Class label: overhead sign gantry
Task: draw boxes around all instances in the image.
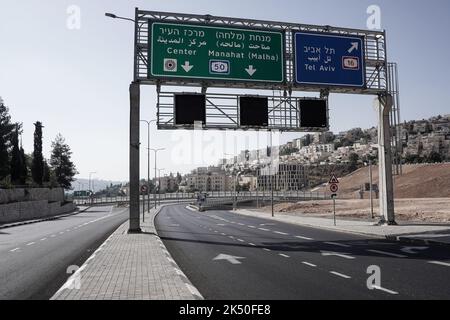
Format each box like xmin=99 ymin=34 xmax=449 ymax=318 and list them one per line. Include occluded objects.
xmin=123 ymin=8 xmax=396 ymax=234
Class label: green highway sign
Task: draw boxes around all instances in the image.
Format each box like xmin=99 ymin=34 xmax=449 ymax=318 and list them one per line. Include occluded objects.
xmin=149 ymin=22 xmax=284 ymax=83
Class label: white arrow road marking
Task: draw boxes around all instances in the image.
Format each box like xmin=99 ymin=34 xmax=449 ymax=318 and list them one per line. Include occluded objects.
xmin=321 ymin=251 xmax=355 ymax=260
xmin=400 ymin=246 xmax=428 ymax=254
xmin=245 ymin=65 xmax=257 ymax=76
xmin=367 ymin=249 xmax=406 ymax=258
xmin=348 ymin=42 xmax=359 ymax=53
xmin=428 ymin=261 xmax=450 ymax=267
xmin=181 ymin=61 xmax=193 ymax=72
xmin=213 ymin=254 xmax=245 ymax=265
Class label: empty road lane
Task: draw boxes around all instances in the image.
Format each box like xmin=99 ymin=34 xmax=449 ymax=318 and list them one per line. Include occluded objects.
xmin=155 ymin=205 xmax=450 ymax=300
xmin=0 ymin=206 xmax=128 ymax=300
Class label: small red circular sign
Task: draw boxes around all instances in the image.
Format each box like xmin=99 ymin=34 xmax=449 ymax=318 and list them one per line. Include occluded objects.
xmin=141 ymin=185 xmax=148 ymax=193
xmin=330 ymin=184 xmax=338 ymax=193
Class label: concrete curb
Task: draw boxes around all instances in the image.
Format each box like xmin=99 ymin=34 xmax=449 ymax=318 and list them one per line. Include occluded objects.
xmin=153 ymin=204 xmax=204 ymax=300
xmin=0 ymin=206 xmax=91 ymax=230
xmin=235 ymin=209 xmax=450 ymax=247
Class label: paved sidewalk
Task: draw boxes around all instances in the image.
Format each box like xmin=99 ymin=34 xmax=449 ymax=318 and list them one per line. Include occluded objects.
xmin=236 ymin=209 xmax=450 ymax=246
xmin=51 ymin=206 xmax=202 ymax=300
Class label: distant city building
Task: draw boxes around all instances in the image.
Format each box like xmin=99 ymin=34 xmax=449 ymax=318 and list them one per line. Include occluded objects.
xmin=257 ymin=163 xmax=308 ymax=191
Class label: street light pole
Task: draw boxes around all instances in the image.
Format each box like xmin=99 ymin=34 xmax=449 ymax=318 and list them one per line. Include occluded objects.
xmin=140 ymin=120 xmax=156 ymax=219
xmin=150 ymin=148 xmax=165 ymax=208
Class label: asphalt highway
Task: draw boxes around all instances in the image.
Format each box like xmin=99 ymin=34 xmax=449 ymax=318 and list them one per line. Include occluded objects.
xmin=155 ymin=205 xmax=450 ymax=300
xmin=0 ymin=206 xmax=128 ymax=300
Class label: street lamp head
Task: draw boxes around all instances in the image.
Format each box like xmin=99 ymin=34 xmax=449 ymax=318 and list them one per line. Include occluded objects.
xmin=105 ymin=13 xmax=117 ymax=19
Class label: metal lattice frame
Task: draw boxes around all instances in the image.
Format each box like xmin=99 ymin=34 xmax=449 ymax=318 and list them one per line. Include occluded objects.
xmin=134 ymin=9 xmax=388 ymax=95
xmin=387 ymin=62 xmax=402 ymax=175
xmin=157 ymin=91 xmax=328 ymax=132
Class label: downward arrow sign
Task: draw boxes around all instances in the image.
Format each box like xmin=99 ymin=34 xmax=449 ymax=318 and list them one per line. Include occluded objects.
xmin=348 ymin=42 xmax=359 ymax=53
xmin=213 ymin=254 xmax=245 ymax=264
xmin=400 ymin=246 xmax=428 ymax=254
xmin=245 ymin=65 xmax=257 ymax=76
xmin=182 ymin=61 xmax=194 ymax=73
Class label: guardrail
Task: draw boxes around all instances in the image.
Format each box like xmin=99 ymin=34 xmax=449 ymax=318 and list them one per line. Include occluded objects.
xmin=71 ymin=190 xmax=330 ymax=207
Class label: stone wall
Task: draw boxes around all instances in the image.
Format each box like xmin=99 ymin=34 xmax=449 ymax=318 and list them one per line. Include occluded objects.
xmin=0 ymin=200 xmax=76 ymax=224
xmin=0 ymin=187 xmax=65 ymax=205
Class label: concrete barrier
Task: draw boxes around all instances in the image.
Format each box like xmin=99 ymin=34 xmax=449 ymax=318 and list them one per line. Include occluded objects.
xmin=0 ymin=187 xmax=65 ymax=205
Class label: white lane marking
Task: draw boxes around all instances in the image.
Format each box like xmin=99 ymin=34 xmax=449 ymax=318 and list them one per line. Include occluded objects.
xmin=237 ymin=223 xmax=245 ymax=226
xmin=324 ymin=242 xmax=351 ymax=248
xmin=50 ymin=234 xmax=56 ymax=238
xmin=248 ymin=243 xmax=257 ymax=246
xmin=367 ymin=249 xmax=407 ymax=258
xmin=428 ymin=261 xmax=450 ymax=267
xmin=330 ymin=271 xmax=352 ymax=279
xmin=295 ymin=236 xmax=314 ymax=241
xmin=248 ymin=226 xmax=256 ymax=229
xmin=321 ymin=251 xmax=355 ymax=260
xmin=10 ymin=248 xmax=20 ymax=252
xmin=274 ymin=231 xmax=289 ymax=235
xmin=66 ymin=229 xmax=71 ymax=232
xmin=214 ymin=230 xmax=218 ymax=233
xmin=217 ymin=224 xmax=226 ymax=226
xmin=258 ymin=228 xmax=270 ymax=232
xmin=26 ymin=242 xmax=36 ymax=246
xmin=228 ymin=236 xmax=235 ymax=239
xmin=59 ymin=232 xmax=64 ymax=235
xmin=237 ymin=239 xmax=245 ymax=242
xmin=279 ymin=254 xmax=290 ymax=258
xmin=263 ymin=248 xmax=271 ymax=252
xmin=40 ymin=238 xmax=47 ymax=241
xmin=221 ymin=233 xmax=226 ymax=236
xmin=372 ymin=285 xmax=398 ymax=295
xmin=302 ymin=261 xmax=317 ymax=267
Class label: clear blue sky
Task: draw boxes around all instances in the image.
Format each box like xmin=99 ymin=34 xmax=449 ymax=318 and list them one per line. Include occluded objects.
xmin=1 ymin=0 xmax=449 ymax=182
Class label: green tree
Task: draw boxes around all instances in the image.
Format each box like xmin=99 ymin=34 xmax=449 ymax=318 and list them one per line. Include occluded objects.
xmin=19 ymin=145 xmax=28 ymax=185
xmin=10 ymin=125 xmax=22 ymax=184
xmin=428 ymin=151 xmax=442 ymax=163
xmin=0 ymin=99 xmax=15 ymax=180
xmin=349 ymin=152 xmax=359 ymax=171
xmin=50 ymin=134 xmax=78 ymax=189
xmin=43 ymin=158 xmax=51 ymax=184
xmin=32 ymin=121 xmax=44 ymax=185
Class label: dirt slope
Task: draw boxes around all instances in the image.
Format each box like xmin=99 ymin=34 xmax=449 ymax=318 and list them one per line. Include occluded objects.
xmin=317 ymin=163 xmax=450 ymax=199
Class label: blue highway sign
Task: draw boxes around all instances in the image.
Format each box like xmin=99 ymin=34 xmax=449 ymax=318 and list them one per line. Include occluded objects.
xmin=294 ymin=32 xmax=365 ymax=88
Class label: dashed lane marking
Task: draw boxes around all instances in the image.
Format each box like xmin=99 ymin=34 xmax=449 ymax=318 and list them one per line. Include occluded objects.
xmin=258 ymin=228 xmax=270 ymax=232
xmin=330 ymin=271 xmax=351 ymax=279
xmin=248 ymin=243 xmax=257 ymax=246
xmin=279 ymin=254 xmax=290 ymax=258
xmin=295 ymin=236 xmax=314 ymax=241
xmin=10 ymin=248 xmax=20 ymax=252
xmin=302 ymin=262 xmax=317 ymax=267
xmin=367 ymin=249 xmax=407 ymax=258
xmin=274 ymin=231 xmax=289 ymax=236
xmin=237 ymin=239 xmax=245 ymax=242
xmin=372 ymin=285 xmax=399 ymax=295
xmin=428 ymin=261 xmax=450 ymax=267
xmin=324 ymin=242 xmax=351 ymax=248
xmin=40 ymin=238 xmax=47 ymax=241
xmin=26 ymin=242 xmax=35 ymax=246
xmin=263 ymin=248 xmax=271 ymax=252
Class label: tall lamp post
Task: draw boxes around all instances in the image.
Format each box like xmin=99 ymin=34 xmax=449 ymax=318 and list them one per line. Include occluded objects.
xmin=105 ymin=11 xmax=147 ymax=233
xmin=150 ymin=148 xmax=165 ymax=208
xmin=140 ymin=119 xmax=156 ymax=217
xmin=157 ymin=168 xmax=165 ymax=206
